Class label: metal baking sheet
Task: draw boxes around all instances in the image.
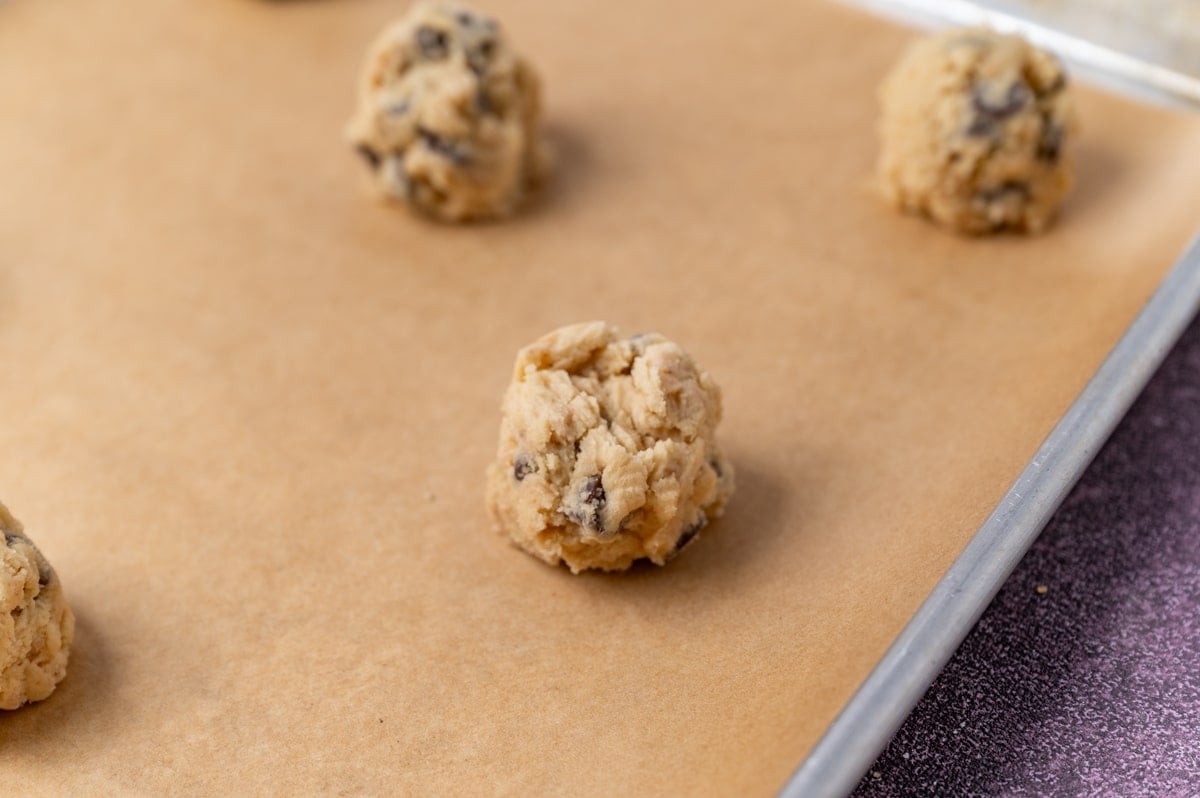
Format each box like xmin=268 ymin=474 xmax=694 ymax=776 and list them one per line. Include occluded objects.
xmin=784 ymin=236 xmax=1200 ymax=797
xmin=847 ymin=0 xmax=1200 ymax=107
xmin=784 ymin=3 xmax=1200 ymax=794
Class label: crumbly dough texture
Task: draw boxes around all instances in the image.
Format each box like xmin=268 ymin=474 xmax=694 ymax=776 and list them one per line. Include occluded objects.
xmin=1 ymin=502 xmax=73 ymax=710
xmin=486 ymin=322 xmax=735 ymax=573
xmin=878 ymin=28 xmax=1076 ymax=234
xmin=346 ymin=1 xmax=544 ymax=222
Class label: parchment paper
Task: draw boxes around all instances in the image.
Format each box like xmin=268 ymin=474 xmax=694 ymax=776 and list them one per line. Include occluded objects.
xmin=2 ymin=0 xmax=1198 ymax=794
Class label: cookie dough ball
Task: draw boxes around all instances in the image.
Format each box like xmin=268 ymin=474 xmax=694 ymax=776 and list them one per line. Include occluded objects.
xmin=1 ymin=502 xmax=74 ymax=710
xmin=346 ymin=1 xmax=544 ymax=222
xmin=878 ymin=28 xmax=1076 ymax=234
xmin=486 ymin=322 xmax=735 ymax=573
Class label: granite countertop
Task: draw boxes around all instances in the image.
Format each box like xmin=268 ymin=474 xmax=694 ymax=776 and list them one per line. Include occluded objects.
xmin=852 ymin=313 xmax=1200 ymax=795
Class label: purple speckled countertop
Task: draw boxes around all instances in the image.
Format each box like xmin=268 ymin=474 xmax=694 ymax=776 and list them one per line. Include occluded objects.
xmin=852 ymin=313 xmax=1200 ymax=797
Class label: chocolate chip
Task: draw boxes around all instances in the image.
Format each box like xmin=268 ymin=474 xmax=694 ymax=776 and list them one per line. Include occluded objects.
xmin=569 ymin=474 xmax=607 ymax=534
xmin=355 ymin=144 xmax=381 ymax=170
xmin=672 ymin=512 xmax=708 ymax=556
xmin=3 ymin=530 xmax=23 ymax=546
xmin=709 ymin=457 xmax=723 ymax=478
xmin=580 ymin=474 xmax=605 ymax=508
xmin=513 ymin=454 xmax=537 ymax=481
xmin=976 ymin=180 xmax=1030 ymax=204
xmin=37 ymin=565 xmax=52 ymax=590
xmin=416 ymin=26 xmax=449 ymax=60
xmin=967 ymin=82 xmax=1032 ymax=137
xmin=966 ymin=116 xmax=996 ymax=138
xmin=975 ymin=82 xmax=1032 ymax=116
xmin=417 ymin=128 xmax=469 ymax=165
xmin=467 ymin=40 xmax=495 ymax=77
xmin=1036 ymin=121 xmax=1064 ymax=163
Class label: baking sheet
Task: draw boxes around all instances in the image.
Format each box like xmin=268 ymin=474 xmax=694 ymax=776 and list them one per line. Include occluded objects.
xmin=2 ymin=0 xmax=1200 ymax=795
xmin=849 ymin=0 xmax=1200 ymax=107
xmin=786 ymin=235 xmax=1200 ymax=797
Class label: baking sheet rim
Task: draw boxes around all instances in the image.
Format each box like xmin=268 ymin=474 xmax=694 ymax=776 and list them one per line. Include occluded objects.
xmin=781 ymin=234 xmax=1200 ymax=797
xmin=842 ymin=0 xmax=1200 ymax=108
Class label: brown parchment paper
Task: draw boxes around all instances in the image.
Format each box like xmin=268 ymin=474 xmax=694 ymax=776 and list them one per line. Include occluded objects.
xmin=1 ymin=0 xmax=1199 ymax=794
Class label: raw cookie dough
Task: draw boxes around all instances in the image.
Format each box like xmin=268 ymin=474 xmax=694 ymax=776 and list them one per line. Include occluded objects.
xmin=346 ymin=1 xmax=544 ymax=222
xmin=878 ymin=28 xmax=1076 ymax=234
xmin=1 ymin=502 xmax=74 ymax=710
xmin=485 ymin=322 xmax=735 ymax=573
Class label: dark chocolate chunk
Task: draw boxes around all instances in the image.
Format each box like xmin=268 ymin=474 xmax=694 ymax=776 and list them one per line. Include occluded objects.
xmin=37 ymin=564 xmax=52 ymax=590
xmin=417 ymin=128 xmax=469 ymax=165
xmin=976 ymin=180 xmax=1030 ymax=204
xmin=969 ymin=115 xmax=998 ymax=138
xmin=572 ymin=474 xmax=607 ymax=533
xmin=672 ymin=512 xmax=708 ymax=556
xmin=966 ymin=116 xmax=997 ymax=138
xmin=513 ymin=454 xmax=537 ymax=481
xmin=973 ymin=81 xmax=1032 ymax=117
xmin=580 ymin=474 xmax=606 ymax=508
xmin=967 ymin=81 xmax=1032 ymax=136
xmin=1036 ymin=121 xmax=1064 ymax=162
xmin=709 ymin=457 xmax=723 ymax=479
xmin=416 ymin=26 xmax=449 ymax=60
xmin=468 ymin=40 xmax=496 ymax=76
xmin=355 ymin=144 xmax=381 ymax=171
